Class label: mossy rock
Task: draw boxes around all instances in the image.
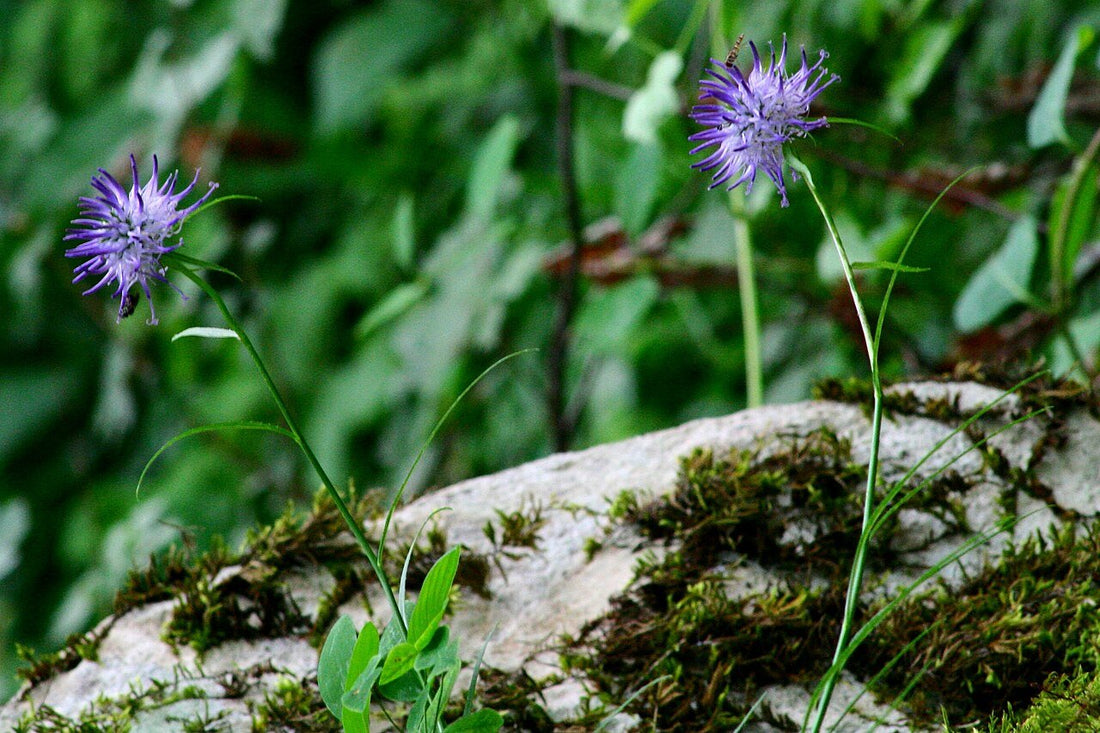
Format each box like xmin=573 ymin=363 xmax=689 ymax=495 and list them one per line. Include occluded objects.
xmin=3 ymin=371 xmax=1099 ymax=731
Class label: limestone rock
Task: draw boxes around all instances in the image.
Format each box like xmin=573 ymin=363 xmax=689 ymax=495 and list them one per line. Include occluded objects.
xmin=2 ymin=378 xmax=1095 ymax=731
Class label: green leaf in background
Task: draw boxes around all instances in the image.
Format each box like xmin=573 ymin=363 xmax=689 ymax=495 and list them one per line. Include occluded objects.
xmin=318 ymin=615 xmax=357 ymax=719
xmin=547 ymin=0 xmax=624 ymax=35
xmin=466 ymin=115 xmax=521 ymax=222
xmin=393 ymin=194 xmax=417 ymax=271
xmin=1049 ymin=164 xmax=1099 ymax=289
xmin=574 ymin=276 xmax=661 ymax=355
xmin=614 ymin=143 xmax=661 ymax=236
xmin=354 ymin=279 xmax=431 ymax=341
xmin=1028 ymin=25 xmax=1095 ymax=149
xmin=622 ymin=50 xmax=682 ymax=145
xmin=443 ymin=708 xmax=505 ymax=733
xmin=0 ymin=499 xmax=30 ymax=580
xmin=884 ymin=19 xmax=967 ymax=124
xmin=312 ymin=0 xmax=449 ymax=135
xmin=953 ymin=215 xmax=1040 ymax=332
xmin=408 ymin=547 xmax=460 ymax=649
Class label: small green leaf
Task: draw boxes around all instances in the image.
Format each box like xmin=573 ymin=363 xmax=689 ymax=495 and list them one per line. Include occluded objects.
xmin=1028 ymin=26 xmax=1095 ymax=149
xmin=443 ymin=708 xmax=505 ymax=733
xmin=379 ymin=641 xmax=419 ymax=685
xmin=377 ymin=668 xmax=423 ymax=702
xmin=171 ymin=326 xmax=240 ymax=342
xmin=354 ymin=280 xmax=430 ymax=341
xmin=414 ymin=626 xmax=459 ymax=673
xmin=953 ymin=215 xmax=1040 ymax=332
xmin=851 ymin=261 xmax=930 ymax=273
xmin=318 ymin=615 xmax=357 ymax=719
xmin=466 ymin=115 xmax=521 ymax=222
xmin=347 ymin=621 xmax=380 ymax=689
xmin=622 ymin=51 xmax=682 ymax=144
xmin=408 ymin=547 xmax=461 ymax=649
xmin=342 ymin=657 xmax=381 ymax=714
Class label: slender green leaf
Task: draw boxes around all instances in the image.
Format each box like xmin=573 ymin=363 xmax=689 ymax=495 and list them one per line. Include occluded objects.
xmin=137 ymin=421 xmax=297 ymax=496
xmin=851 ymin=261 xmax=929 ymax=273
xmin=408 ymin=547 xmax=461 ymax=649
xmin=378 ymin=350 xmax=535 ymax=558
xmin=163 ymin=251 xmax=242 ymax=281
xmin=318 ymin=615 xmax=357 ymax=719
xmin=1049 ymin=163 xmax=1099 ymax=288
xmin=464 ymin=625 xmax=497 ymax=716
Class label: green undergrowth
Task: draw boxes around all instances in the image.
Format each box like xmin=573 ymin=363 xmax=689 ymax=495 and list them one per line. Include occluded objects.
xmin=550 ymin=393 xmax=1100 ymax=732
xmin=11 ymin=484 xmax=493 ymax=731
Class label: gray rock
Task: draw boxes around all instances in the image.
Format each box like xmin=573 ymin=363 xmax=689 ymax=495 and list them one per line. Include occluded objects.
xmin=2 ymin=380 xmax=1093 ymax=731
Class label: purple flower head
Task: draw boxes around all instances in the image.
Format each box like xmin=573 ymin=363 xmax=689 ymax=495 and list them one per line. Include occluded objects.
xmin=689 ymin=35 xmax=838 ymax=206
xmin=65 ymin=155 xmax=218 ymax=324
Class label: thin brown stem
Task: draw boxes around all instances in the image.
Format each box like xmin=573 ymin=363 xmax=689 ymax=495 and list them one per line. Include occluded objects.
xmin=547 ymin=23 xmax=586 ymax=452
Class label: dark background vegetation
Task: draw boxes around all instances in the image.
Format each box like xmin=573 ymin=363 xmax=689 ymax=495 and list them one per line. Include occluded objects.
xmin=1 ymin=0 xmax=1099 ymax=702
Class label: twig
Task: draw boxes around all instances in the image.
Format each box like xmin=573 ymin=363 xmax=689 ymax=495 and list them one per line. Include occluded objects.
xmin=547 ymin=23 xmax=586 ymax=452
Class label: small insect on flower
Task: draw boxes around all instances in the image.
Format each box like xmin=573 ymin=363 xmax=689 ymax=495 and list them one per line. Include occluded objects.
xmin=119 ymin=290 xmax=140 ymax=319
xmin=64 ymin=155 xmax=218 ymax=324
xmin=689 ymin=35 xmax=839 ymax=207
xmin=725 ymin=34 xmax=745 ymax=68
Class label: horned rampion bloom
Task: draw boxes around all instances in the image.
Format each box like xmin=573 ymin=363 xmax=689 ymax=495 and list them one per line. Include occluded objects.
xmin=65 ymin=155 xmax=218 ymax=324
xmin=689 ymin=36 xmax=838 ymax=206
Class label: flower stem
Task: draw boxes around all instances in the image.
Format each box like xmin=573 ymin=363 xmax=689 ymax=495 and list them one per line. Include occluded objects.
xmin=173 ymin=264 xmax=406 ymax=634
xmin=730 ymin=195 xmax=763 ymax=407
xmin=791 ymin=158 xmax=884 ymax=732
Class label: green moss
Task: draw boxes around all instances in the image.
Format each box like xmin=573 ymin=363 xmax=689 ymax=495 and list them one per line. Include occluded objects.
xmin=857 ymin=524 xmax=1100 ymax=725
xmin=15 ymin=625 xmax=108 ymax=687
xmin=250 ymin=677 xmax=338 ymax=732
xmin=977 ymin=669 xmax=1100 ymax=732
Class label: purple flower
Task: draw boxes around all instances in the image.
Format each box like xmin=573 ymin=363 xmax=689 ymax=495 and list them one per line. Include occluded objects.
xmin=689 ymin=36 xmax=838 ymax=206
xmin=65 ymin=155 xmax=218 ymax=324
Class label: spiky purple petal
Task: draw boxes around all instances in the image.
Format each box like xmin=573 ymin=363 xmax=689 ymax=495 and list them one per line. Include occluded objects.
xmin=64 ymin=155 xmax=217 ymax=324
xmin=689 ymin=35 xmax=838 ymax=206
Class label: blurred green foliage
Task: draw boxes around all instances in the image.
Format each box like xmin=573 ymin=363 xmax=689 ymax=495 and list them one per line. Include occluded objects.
xmin=1 ymin=0 xmax=1099 ymax=704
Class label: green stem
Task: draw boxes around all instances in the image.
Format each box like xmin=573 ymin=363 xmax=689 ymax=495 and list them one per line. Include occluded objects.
xmin=173 ymin=264 xmax=406 ymax=633
xmin=731 ymin=197 xmax=764 ymax=408
xmin=792 ymin=159 xmax=884 ymax=733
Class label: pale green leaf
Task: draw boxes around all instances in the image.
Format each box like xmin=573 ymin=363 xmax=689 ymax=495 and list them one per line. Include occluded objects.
xmin=171 ymin=326 xmax=240 ymax=342
xmin=1028 ymin=26 xmax=1095 ymax=149
xmin=953 ymin=215 xmax=1039 ymax=332
xmin=623 ymin=51 xmax=682 ymax=144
